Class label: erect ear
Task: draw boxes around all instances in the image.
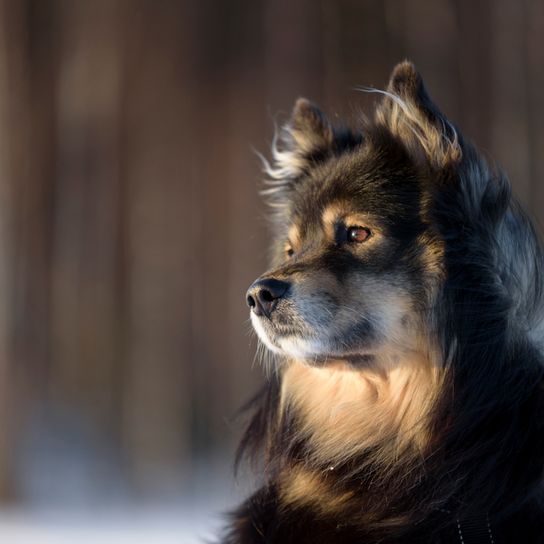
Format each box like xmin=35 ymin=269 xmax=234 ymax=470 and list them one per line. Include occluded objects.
xmin=288 ymin=97 xmax=334 ymax=155
xmin=375 ymin=61 xmax=461 ymax=167
xmin=261 ymin=98 xmax=362 ymax=208
xmin=264 ymin=98 xmax=334 ymax=181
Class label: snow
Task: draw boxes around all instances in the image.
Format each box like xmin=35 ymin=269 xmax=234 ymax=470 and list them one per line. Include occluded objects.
xmin=0 ymin=502 xmax=227 ymax=544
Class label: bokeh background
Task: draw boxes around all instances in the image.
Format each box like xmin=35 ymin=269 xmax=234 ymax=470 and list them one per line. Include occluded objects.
xmin=0 ymin=0 xmax=543 ymax=541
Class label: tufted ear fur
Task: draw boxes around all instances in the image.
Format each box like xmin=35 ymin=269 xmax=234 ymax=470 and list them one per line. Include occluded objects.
xmin=261 ymin=98 xmax=361 ymax=207
xmin=375 ymin=61 xmax=462 ymax=168
xmin=263 ymin=98 xmax=334 ymax=181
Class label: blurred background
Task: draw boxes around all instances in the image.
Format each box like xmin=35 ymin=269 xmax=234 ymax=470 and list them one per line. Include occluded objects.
xmin=0 ymin=0 xmax=543 ymax=541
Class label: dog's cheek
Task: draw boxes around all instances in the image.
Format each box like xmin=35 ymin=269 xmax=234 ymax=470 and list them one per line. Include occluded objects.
xmin=342 ymin=276 xmax=415 ymax=339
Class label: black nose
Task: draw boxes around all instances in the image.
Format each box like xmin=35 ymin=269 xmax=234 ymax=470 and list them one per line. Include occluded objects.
xmin=246 ymin=278 xmax=289 ymax=317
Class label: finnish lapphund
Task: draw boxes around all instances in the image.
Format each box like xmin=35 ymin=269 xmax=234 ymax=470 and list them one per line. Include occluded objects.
xmin=223 ymin=62 xmax=544 ymax=543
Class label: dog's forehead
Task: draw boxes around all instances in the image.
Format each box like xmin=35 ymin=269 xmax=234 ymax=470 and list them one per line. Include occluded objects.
xmin=286 ymin=148 xmax=423 ymax=243
xmin=290 ymin=154 xmax=384 ymax=227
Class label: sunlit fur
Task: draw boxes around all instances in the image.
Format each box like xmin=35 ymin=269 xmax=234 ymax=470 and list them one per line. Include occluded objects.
xmin=223 ymin=61 xmax=544 ymax=543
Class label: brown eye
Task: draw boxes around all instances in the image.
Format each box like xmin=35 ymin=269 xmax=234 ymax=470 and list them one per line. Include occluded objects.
xmin=286 ymin=247 xmax=294 ymax=257
xmin=347 ymin=226 xmax=371 ymax=243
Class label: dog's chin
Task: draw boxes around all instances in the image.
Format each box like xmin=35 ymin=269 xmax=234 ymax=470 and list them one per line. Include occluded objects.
xmin=250 ymin=313 xmax=374 ymax=365
xmin=275 ymin=338 xmax=376 ymax=367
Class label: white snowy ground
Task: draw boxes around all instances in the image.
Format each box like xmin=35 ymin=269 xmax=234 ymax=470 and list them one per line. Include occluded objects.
xmin=0 ymin=503 xmax=223 ymax=544
xmin=0 ymin=464 xmax=248 ymax=544
xmin=0 ymin=409 xmax=251 ymax=542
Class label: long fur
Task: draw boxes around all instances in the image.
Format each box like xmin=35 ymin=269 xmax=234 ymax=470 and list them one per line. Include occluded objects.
xmin=223 ymin=61 xmax=544 ymax=543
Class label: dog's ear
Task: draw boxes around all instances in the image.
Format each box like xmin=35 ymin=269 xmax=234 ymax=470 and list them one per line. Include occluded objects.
xmin=268 ymin=98 xmax=334 ymax=180
xmin=260 ymin=98 xmax=336 ymax=206
xmin=288 ymin=98 xmax=334 ymax=158
xmin=376 ymin=61 xmax=462 ymax=167
xmin=261 ymin=99 xmax=363 ymax=208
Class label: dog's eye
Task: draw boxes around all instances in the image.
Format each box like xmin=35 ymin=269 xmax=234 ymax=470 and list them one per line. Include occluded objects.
xmin=286 ymin=247 xmax=294 ymax=258
xmin=347 ymin=226 xmax=371 ymax=243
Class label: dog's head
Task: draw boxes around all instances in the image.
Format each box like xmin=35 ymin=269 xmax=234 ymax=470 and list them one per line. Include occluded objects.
xmin=247 ymin=62 xmax=462 ymax=365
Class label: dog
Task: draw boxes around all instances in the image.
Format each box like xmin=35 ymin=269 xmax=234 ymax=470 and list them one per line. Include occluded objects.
xmin=223 ymin=62 xmax=544 ymax=543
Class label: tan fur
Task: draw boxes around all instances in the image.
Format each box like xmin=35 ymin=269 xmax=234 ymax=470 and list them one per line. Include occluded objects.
xmin=290 ymin=127 xmax=331 ymax=156
xmin=375 ymin=92 xmax=461 ymax=167
xmin=279 ymin=464 xmax=354 ymax=514
xmin=417 ymin=232 xmax=446 ymax=280
xmin=321 ymin=204 xmax=383 ymax=247
xmin=321 ymin=202 xmax=349 ymax=239
xmin=287 ymin=224 xmax=301 ymax=251
xmin=280 ymin=350 xmax=443 ymax=467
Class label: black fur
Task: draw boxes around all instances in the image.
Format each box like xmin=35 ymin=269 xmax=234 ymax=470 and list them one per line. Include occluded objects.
xmin=222 ymin=62 xmax=544 ymax=543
